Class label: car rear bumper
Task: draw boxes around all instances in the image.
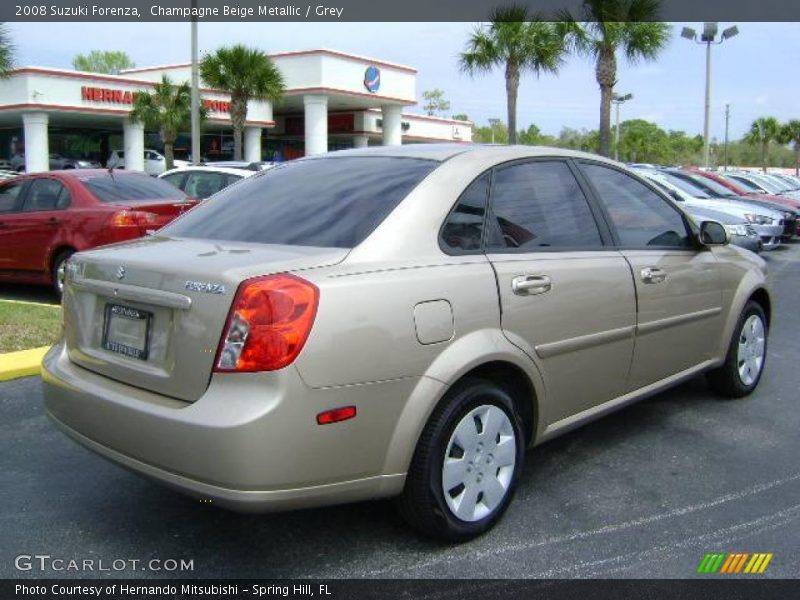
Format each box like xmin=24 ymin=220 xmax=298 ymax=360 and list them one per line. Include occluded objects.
xmin=42 ymin=342 xmax=411 ymax=512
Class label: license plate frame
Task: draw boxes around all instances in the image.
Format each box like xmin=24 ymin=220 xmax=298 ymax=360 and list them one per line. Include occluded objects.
xmin=101 ymin=303 xmax=152 ymax=361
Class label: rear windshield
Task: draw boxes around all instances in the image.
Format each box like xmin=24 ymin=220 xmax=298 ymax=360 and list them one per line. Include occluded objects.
xmin=161 ymin=157 xmax=438 ymax=248
xmin=83 ymin=174 xmax=188 ymax=203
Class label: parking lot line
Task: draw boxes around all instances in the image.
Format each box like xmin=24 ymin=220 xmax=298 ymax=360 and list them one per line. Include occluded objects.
xmin=0 ymin=346 xmax=50 ymax=381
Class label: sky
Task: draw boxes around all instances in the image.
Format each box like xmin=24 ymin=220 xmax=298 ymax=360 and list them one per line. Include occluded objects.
xmin=7 ymin=21 xmax=800 ymax=140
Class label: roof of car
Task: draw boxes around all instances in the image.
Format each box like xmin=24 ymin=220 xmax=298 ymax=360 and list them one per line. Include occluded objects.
xmin=160 ymin=166 xmax=256 ymax=178
xmin=302 ymin=143 xmax=622 ymax=165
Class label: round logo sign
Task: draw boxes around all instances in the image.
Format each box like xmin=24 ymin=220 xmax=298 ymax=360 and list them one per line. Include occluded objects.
xmin=364 ymin=66 xmax=381 ymax=93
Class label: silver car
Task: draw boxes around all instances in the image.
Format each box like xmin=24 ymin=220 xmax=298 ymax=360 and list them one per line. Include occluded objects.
xmin=43 ymin=146 xmax=771 ymax=541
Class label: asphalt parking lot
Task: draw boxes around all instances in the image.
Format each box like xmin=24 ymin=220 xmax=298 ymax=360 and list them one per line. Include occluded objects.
xmin=1 ymin=245 xmax=799 ymax=580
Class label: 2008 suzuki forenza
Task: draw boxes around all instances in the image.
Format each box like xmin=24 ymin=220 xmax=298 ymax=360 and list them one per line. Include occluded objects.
xmin=43 ymin=145 xmax=770 ymax=541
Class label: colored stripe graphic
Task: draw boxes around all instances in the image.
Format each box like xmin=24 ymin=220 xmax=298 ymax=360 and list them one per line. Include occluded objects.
xmin=700 ymin=552 xmax=773 ymax=574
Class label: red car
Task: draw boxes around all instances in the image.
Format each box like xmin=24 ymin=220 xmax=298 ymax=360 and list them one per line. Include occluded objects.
xmin=0 ymin=170 xmax=197 ymax=295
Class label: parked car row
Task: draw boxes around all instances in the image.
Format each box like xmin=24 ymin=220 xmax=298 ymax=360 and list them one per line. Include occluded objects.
xmin=630 ymin=166 xmax=800 ymax=253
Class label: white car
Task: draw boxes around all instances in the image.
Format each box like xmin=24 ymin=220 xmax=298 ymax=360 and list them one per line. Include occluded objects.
xmin=107 ymin=149 xmax=189 ymax=177
xmin=726 ymin=172 xmax=800 ymax=201
xmin=634 ymin=169 xmax=785 ymax=250
xmin=159 ymin=166 xmax=256 ymax=199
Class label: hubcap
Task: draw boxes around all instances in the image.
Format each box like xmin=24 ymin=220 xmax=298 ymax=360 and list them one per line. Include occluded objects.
xmin=737 ymin=314 xmax=766 ymax=386
xmin=441 ymin=404 xmax=516 ymax=522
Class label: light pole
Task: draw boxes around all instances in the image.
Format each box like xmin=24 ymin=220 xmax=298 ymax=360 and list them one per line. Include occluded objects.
xmin=488 ymin=118 xmax=501 ymax=144
xmin=681 ymin=22 xmax=738 ymax=168
xmin=612 ymin=93 xmax=632 ymax=162
xmin=190 ymin=0 xmax=200 ymax=166
xmin=724 ymin=103 xmax=730 ymax=171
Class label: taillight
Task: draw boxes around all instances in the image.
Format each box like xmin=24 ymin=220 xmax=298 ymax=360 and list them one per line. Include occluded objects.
xmin=110 ymin=210 xmax=159 ymax=229
xmin=215 ymin=274 xmax=319 ymax=372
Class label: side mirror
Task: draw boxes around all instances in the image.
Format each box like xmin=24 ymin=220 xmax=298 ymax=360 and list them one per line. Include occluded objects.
xmin=700 ymin=220 xmax=729 ymax=246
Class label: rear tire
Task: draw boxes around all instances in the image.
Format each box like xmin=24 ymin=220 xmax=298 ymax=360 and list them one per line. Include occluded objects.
xmin=397 ymin=377 xmax=525 ymax=542
xmin=706 ymin=301 xmax=768 ymax=398
xmin=52 ymin=249 xmax=74 ymax=300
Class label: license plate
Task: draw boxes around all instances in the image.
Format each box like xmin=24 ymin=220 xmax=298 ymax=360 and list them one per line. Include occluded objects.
xmin=102 ymin=303 xmax=152 ymax=360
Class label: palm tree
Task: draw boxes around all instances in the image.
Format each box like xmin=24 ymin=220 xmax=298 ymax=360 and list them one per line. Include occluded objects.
xmin=561 ymin=0 xmax=670 ymax=157
xmin=0 ymin=23 xmax=15 ymax=78
xmin=779 ymin=120 xmax=800 ymax=176
xmin=129 ymin=75 xmax=197 ymax=170
xmin=744 ymin=117 xmax=781 ymax=173
xmin=460 ymin=6 xmax=568 ymax=145
xmin=200 ymin=45 xmax=284 ymax=161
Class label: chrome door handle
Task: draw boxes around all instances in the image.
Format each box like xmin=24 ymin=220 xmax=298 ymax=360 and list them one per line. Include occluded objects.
xmin=511 ymin=275 xmax=551 ymax=295
xmin=641 ymin=267 xmax=667 ymax=284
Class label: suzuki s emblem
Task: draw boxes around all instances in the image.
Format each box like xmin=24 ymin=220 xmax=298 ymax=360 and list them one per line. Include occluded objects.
xmin=116 ymin=266 xmax=126 ymax=281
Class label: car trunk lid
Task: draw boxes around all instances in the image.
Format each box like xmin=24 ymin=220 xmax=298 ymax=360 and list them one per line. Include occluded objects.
xmin=62 ymin=236 xmax=348 ymax=402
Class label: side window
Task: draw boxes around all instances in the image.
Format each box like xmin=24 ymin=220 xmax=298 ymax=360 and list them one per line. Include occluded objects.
xmin=22 ymin=179 xmax=70 ymax=212
xmin=487 ymin=160 xmax=603 ymax=250
xmin=580 ymin=163 xmax=691 ymax=248
xmin=0 ymin=182 xmax=26 ymax=213
xmin=440 ymin=172 xmax=490 ymax=252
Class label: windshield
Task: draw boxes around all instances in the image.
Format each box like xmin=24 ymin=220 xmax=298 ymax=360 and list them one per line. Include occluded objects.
xmin=745 ymin=175 xmax=782 ymax=193
xmin=725 ymin=175 xmax=763 ymax=193
xmin=659 ymin=172 xmax=712 ymax=198
xmin=82 ymin=174 xmax=188 ymax=203
xmin=161 ymin=156 xmax=438 ymax=248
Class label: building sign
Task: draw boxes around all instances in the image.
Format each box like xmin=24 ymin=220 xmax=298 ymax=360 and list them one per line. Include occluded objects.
xmin=80 ymin=86 xmax=230 ymax=113
xmin=363 ymin=66 xmax=380 ymax=93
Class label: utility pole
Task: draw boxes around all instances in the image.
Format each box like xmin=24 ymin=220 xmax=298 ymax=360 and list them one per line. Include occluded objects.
xmin=190 ymin=0 xmax=200 ymax=166
xmin=724 ymin=104 xmax=730 ymax=171
xmin=703 ymin=39 xmax=712 ymax=168
xmin=612 ymin=93 xmax=633 ymax=162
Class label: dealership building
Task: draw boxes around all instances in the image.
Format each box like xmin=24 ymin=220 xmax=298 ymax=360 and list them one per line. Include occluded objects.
xmin=0 ymin=49 xmax=473 ymax=172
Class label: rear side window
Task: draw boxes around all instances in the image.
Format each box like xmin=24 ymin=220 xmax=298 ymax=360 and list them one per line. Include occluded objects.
xmin=23 ymin=178 xmax=70 ymax=211
xmin=580 ymin=163 xmax=691 ymax=248
xmin=162 ymin=157 xmax=438 ymax=248
xmin=0 ymin=181 xmax=26 ymax=213
xmin=82 ymin=174 xmax=188 ymax=203
xmin=441 ymin=172 xmax=490 ymax=252
xmin=487 ymin=160 xmax=603 ymax=250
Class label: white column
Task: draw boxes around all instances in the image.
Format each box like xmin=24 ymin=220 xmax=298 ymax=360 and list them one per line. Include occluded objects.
xmin=244 ymin=127 xmax=262 ymax=162
xmin=381 ymin=104 xmax=402 ymax=146
xmin=352 ymin=134 xmax=369 ymax=149
xmin=303 ymin=94 xmax=328 ymax=156
xmin=123 ymin=119 xmax=145 ymax=172
xmin=22 ymin=112 xmax=49 ymax=173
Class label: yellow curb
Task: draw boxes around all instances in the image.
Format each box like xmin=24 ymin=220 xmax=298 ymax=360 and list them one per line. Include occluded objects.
xmin=0 ymin=346 xmax=50 ymax=381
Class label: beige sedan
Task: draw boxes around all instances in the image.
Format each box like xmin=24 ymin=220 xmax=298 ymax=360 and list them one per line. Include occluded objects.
xmin=42 ymin=145 xmax=770 ymax=541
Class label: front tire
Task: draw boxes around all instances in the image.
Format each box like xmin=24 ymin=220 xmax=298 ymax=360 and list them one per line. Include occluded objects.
xmin=706 ymin=301 xmax=768 ymax=398
xmin=398 ymin=378 xmax=525 ymax=542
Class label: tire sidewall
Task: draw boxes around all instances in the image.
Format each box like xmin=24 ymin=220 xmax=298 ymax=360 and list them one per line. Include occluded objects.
xmin=52 ymin=250 xmax=74 ymax=298
xmin=731 ymin=302 xmax=768 ymax=394
xmin=425 ymin=381 xmax=525 ymax=540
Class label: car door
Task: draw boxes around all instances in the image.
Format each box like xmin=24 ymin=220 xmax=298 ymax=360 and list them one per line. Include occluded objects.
xmin=144 ymin=151 xmax=165 ymax=176
xmin=577 ymin=161 xmax=724 ymax=391
xmin=0 ymin=180 xmax=31 ymax=271
xmin=11 ymin=177 xmax=72 ymax=274
xmin=486 ymin=159 xmax=637 ymax=426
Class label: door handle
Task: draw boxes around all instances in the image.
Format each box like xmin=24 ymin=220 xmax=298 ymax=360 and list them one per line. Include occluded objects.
xmin=511 ymin=275 xmax=552 ymax=296
xmin=641 ymin=267 xmax=667 ymax=284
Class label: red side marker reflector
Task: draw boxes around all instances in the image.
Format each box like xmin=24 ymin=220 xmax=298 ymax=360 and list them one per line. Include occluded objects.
xmin=317 ymin=406 xmax=357 ymax=425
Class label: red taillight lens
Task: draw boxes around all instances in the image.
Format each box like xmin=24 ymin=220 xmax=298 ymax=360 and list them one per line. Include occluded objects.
xmin=215 ymin=274 xmax=319 ymax=372
xmin=317 ymin=406 xmax=357 ymax=425
xmin=110 ymin=210 xmax=159 ymax=229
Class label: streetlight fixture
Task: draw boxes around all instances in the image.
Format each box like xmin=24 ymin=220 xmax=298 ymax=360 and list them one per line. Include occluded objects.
xmin=612 ymin=93 xmax=633 ymax=162
xmin=488 ymin=118 xmax=501 ymax=144
xmin=682 ymin=22 xmax=739 ymax=168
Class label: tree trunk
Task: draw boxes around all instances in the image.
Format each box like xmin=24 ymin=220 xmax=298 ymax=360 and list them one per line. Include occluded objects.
xmin=231 ymin=94 xmax=248 ymax=162
xmin=595 ymin=48 xmax=617 ymax=158
xmin=795 ymin=143 xmax=799 ymax=176
xmin=762 ymin=141 xmax=768 ymax=173
xmin=505 ymin=62 xmax=520 ymax=145
xmin=164 ymin=143 xmax=174 ymax=171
